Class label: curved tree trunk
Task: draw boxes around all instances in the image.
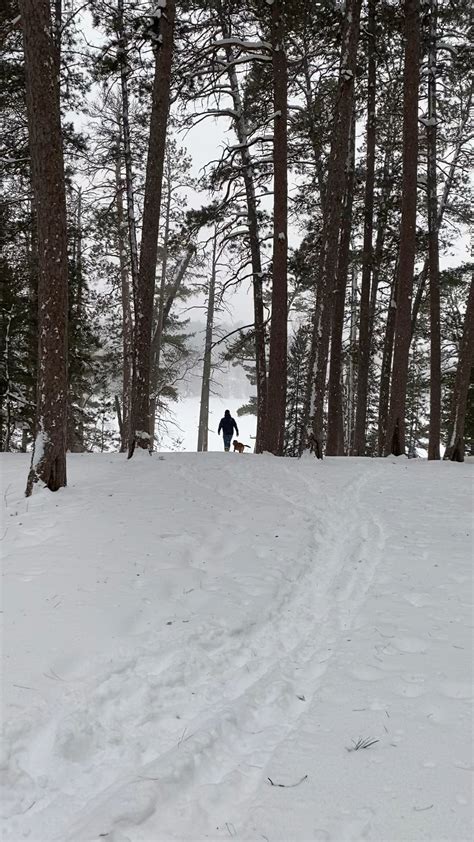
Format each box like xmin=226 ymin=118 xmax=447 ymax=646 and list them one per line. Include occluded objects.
xmin=444 ymin=275 xmax=474 ymax=462
xmin=22 ymin=0 xmax=68 ymax=496
xmin=385 ymin=0 xmax=420 ymax=456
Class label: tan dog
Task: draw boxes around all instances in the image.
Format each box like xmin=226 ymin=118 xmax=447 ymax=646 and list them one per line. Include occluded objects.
xmin=233 ymin=440 xmax=250 ymax=454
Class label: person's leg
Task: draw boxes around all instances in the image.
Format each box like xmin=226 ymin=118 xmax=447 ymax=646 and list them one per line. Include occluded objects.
xmin=223 ymin=433 xmax=231 ymax=451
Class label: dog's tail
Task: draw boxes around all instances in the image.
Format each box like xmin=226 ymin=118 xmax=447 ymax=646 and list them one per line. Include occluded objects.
xmin=243 ymin=444 xmax=251 ymax=449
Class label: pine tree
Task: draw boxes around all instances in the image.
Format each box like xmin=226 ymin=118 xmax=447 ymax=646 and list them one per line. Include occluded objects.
xmin=352 ymin=0 xmax=377 ymax=456
xmin=385 ymin=0 xmax=420 ymax=456
xmin=264 ymin=0 xmax=288 ymax=456
xmin=303 ymin=0 xmax=362 ymax=458
xmin=128 ymin=0 xmax=176 ymax=456
xmin=284 ymin=325 xmax=310 ymax=457
xmin=21 ymin=0 xmax=69 ymax=494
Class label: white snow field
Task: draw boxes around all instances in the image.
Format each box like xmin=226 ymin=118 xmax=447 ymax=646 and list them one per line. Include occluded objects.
xmin=1 ymin=453 xmax=473 ymax=842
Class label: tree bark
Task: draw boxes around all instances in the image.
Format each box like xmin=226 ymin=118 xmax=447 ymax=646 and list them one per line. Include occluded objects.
xmin=115 ymin=145 xmax=133 ymax=453
xmin=444 ymin=275 xmax=474 ymax=462
xmin=326 ymin=114 xmax=355 ymax=456
xmin=149 ymin=159 xmax=172 ymax=450
xmin=264 ymin=0 xmax=288 ymax=455
xmin=346 ymin=264 xmax=359 ymax=450
xmin=303 ymin=0 xmax=362 ymax=458
xmin=427 ymin=0 xmax=441 ymax=459
xmin=385 ymin=0 xmax=420 ymax=456
xmin=116 ymin=0 xmax=140 ymax=305
xmin=22 ymin=0 xmax=68 ymax=495
xmin=368 ymin=145 xmax=395 ymax=344
xmin=197 ymin=233 xmax=217 ymax=452
xmin=128 ymin=0 xmax=175 ymax=456
xmin=67 ymin=187 xmax=86 ymax=453
xmin=352 ymin=0 xmax=377 ymax=456
xmin=378 ymin=268 xmax=398 ymax=456
xmin=3 ymin=310 xmax=14 ymax=452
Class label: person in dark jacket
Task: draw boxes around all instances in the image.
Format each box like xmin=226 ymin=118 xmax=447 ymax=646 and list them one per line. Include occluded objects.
xmin=218 ymin=409 xmax=239 ymax=451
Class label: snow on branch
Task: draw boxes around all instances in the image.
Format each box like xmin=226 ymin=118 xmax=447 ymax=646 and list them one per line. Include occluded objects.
xmin=223 ymin=225 xmax=250 ymax=241
xmin=204 ymin=37 xmax=271 ymax=53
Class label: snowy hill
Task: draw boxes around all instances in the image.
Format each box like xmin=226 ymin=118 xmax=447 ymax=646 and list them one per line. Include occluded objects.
xmin=1 ymin=453 xmax=473 ymax=842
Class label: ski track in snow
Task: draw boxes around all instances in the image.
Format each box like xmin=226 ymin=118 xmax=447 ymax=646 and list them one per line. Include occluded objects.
xmin=1 ymin=453 xmax=472 ymax=842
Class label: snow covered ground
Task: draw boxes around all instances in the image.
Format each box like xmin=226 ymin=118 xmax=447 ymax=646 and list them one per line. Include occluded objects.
xmin=1 ymin=453 xmax=473 ymax=842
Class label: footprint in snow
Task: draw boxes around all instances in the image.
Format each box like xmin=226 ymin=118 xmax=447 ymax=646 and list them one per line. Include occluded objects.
xmin=439 ymin=681 xmax=472 ymax=700
xmin=392 ymin=636 xmax=429 ymax=654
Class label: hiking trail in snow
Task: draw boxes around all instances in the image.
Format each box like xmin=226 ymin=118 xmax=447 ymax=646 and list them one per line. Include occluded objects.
xmin=1 ymin=453 xmax=472 ymax=842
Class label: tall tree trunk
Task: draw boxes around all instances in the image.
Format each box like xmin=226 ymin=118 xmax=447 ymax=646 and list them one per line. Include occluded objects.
xmin=427 ymin=0 xmax=441 ymax=459
xmin=128 ymin=0 xmax=175 ymax=456
xmin=301 ymin=47 xmax=327 ymax=211
xmin=368 ymin=143 xmax=395 ymax=344
xmin=326 ymin=114 xmax=355 ymax=455
xmin=411 ymin=86 xmax=472 ymax=338
xmin=75 ymin=188 xmax=83 ymax=317
xmin=52 ymin=0 xmax=61 ymax=106
xmin=346 ymin=264 xmax=359 ymax=450
xmin=3 ymin=310 xmax=14 ymax=451
xmin=444 ymin=275 xmax=474 ymax=462
xmin=378 ymin=267 xmax=398 ymax=456
xmin=385 ymin=0 xmax=420 ymax=456
xmin=303 ymin=0 xmax=362 ymax=458
xmin=22 ymin=0 xmax=68 ymax=495
xmin=149 ymin=159 xmax=172 ymax=450
xmin=116 ymin=0 xmax=140 ymax=449
xmin=217 ymin=6 xmax=267 ymax=451
xmin=115 ymin=146 xmax=133 ymax=453
xmin=352 ymin=0 xmax=377 ymax=456
xmin=116 ymin=0 xmax=139 ymax=302
xmin=264 ymin=0 xmax=288 ymax=455
xmin=197 ymin=233 xmax=217 ymax=452
xmin=67 ymin=187 xmax=85 ymax=453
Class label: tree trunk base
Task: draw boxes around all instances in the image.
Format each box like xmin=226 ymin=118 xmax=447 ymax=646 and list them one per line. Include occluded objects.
xmin=444 ymin=438 xmax=464 ymax=462
xmin=26 ymin=448 xmax=67 ymax=497
xmin=387 ymin=419 xmax=404 ymax=457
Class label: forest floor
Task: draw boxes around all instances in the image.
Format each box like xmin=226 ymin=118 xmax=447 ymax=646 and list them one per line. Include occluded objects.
xmin=1 ymin=452 xmax=473 ymax=842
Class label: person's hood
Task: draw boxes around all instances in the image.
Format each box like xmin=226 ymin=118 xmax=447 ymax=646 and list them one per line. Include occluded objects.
xmin=224 ymin=410 xmax=231 ymax=417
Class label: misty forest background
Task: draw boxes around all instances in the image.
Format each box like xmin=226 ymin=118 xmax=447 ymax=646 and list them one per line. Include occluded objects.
xmin=0 ymin=0 xmax=473 ymax=494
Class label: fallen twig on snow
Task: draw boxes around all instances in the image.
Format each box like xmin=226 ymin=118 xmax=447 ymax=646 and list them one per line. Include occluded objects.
xmin=347 ymin=736 xmax=379 ymax=752
xmin=267 ymin=774 xmax=308 ymax=788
